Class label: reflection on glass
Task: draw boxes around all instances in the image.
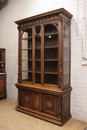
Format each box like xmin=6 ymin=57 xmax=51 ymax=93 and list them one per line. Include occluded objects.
xmin=0 ymin=51 xmax=3 ymax=62
xmin=0 ymin=51 xmax=5 ymax=73
xmin=63 ymin=22 xmax=70 ymax=85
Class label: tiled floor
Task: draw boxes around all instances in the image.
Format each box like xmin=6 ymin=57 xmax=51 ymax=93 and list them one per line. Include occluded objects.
xmin=0 ymin=99 xmax=87 ymax=130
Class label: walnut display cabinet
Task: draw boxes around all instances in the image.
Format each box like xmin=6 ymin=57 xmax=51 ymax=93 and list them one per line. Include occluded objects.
xmin=15 ymin=8 xmax=73 ymax=125
xmin=0 ymin=48 xmax=7 ymax=99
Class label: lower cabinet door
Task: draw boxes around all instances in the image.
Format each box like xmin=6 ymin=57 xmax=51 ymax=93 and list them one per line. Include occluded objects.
xmin=41 ymin=94 xmax=57 ymax=115
xmin=21 ymin=90 xmax=41 ymax=111
xmin=22 ymin=90 xmax=33 ymax=109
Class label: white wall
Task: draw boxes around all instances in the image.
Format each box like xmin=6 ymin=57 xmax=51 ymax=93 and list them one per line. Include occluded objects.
xmin=0 ymin=0 xmax=87 ymax=123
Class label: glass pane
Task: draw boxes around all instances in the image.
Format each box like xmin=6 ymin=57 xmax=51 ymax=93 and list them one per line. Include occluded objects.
xmin=0 ymin=51 xmax=5 ymax=73
xmin=63 ymin=22 xmax=70 ymax=85
xmin=0 ymin=63 xmax=5 ymax=73
xmin=22 ymin=72 xmax=28 ymax=81
xmin=35 ymin=26 xmax=41 ymax=84
xmin=22 ymin=29 xmax=32 ymax=82
xmin=0 ymin=51 xmax=3 ymax=62
xmin=44 ymin=24 xmax=58 ymax=85
xmin=22 ymin=72 xmax=32 ymax=81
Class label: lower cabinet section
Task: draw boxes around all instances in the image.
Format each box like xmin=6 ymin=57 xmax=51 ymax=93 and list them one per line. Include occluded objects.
xmin=16 ymin=85 xmax=71 ymax=126
xmin=0 ymin=74 xmax=6 ymax=99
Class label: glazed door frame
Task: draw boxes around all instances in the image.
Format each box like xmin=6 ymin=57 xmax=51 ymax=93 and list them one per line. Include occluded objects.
xmin=18 ymin=19 xmax=71 ymax=88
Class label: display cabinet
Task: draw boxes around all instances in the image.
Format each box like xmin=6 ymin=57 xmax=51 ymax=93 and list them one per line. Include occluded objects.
xmin=0 ymin=49 xmax=7 ymax=99
xmin=15 ymin=8 xmax=72 ymax=125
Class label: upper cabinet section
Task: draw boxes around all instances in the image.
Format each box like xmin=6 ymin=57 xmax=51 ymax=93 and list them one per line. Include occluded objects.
xmin=0 ymin=49 xmax=5 ymax=73
xmin=15 ymin=8 xmax=72 ymax=88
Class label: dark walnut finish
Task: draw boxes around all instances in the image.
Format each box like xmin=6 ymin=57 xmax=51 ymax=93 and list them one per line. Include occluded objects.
xmin=0 ymin=49 xmax=7 ymax=99
xmin=15 ymin=8 xmax=73 ymax=126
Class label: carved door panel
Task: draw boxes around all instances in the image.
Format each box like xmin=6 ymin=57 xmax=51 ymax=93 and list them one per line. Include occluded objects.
xmin=42 ymin=94 xmax=57 ymax=115
xmin=22 ymin=90 xmax=33 ymax=109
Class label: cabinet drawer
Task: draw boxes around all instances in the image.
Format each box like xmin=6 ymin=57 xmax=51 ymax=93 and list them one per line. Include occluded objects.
xmin=42 ymin=94 xmax=57 ymax=115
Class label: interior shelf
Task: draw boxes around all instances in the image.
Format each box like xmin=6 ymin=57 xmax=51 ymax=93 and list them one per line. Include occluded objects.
xmin=35 ymin=47 xmax=41 ymax=50
xmin=35 ymin=71 xmax=41 ymax=74
xmin=44 ymin=46 xmax=58 ymax=49
xmin=0 ymin=62 xmax=5 ymax=64
xmin=22 ymin=37 xmax=32 ymax=40
xmin=22 ymin=48 xmax=32 ymax=51
xmin=44 ymin=59 xmax=58 ymax=61
xmin=22 ymin=70 xmax=32 ymax=73
xmin=44 ymin=72 xmax=58 ymax=75
xmin=44 ymin=32 xmax=58 ymax=36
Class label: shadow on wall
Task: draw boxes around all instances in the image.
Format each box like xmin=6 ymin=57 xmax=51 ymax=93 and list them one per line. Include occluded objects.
xmin=0 ymin=0 xmax=8 ymax=10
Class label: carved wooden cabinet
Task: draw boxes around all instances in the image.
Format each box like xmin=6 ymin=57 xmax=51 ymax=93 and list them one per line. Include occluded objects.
xmin=0 ymin=49 xmax=7 ymax=99
xmin=15 ymin=8 xmax=72 ymax=125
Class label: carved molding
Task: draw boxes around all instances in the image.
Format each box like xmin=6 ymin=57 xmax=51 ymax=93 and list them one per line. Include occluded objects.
xmin=19 ymin=13 xmax=61 ymax=28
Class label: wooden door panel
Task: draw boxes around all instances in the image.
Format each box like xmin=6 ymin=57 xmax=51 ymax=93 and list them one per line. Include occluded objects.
xmin=42 ymin=94 xmax=57 ymax=115
xmin=22 ymin=90 xmax=33 ymax=109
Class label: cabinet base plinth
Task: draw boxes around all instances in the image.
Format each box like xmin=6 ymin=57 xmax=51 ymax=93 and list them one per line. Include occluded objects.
xmin=16 ymin=105 xmax=71 ymax=126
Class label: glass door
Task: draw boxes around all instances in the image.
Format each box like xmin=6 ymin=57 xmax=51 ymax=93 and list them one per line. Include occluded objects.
xmin=22 ymin=28 xmax=32 ymax=82
xmin=44 ymin=24 xmax=58 ymax=85
xmin=63 ymin=22 xmax=70 ymax=85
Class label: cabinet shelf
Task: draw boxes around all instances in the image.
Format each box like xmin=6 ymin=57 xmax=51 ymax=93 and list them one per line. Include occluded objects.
xmin=22 ymin=37 xmax=32 ymax=40
xmin=44 ymin=46 xmax=58 ymax=49
xmin=44 ymin=59 xmax=58 ymax=61
xmin=22 ymin=60 xmax=32 ymax=61
xmin=22 ymin=42 xmax=58 ymax=50
xmin=0 ymin=61 xmax=5 ymax=64
xmin=22 ymin=70 xmax=32 ymax=73
xmin=22 ymin=48 xmax=32 ymax=51
xmin=35 ymin=71 xmax=41 ymax=74
xmin=28 ymin=59 xmax=32 ymax=61
xmin=35 ymin=47 xmax=41 ymax=50
xmin=44 ymin=32 xmax=58 ymax=36
xmin=22 ymin=71 xmax=58 ymax=75
xmin=44 ymin=72 xmax=58 ymax=75
xmin=35 ymin=59 xmax=41 ymax=61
